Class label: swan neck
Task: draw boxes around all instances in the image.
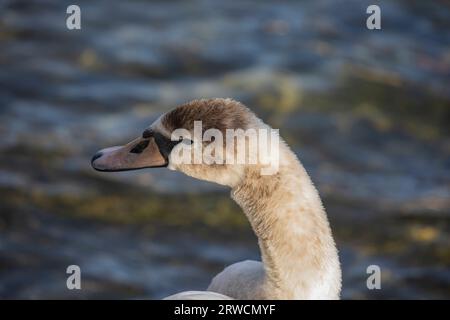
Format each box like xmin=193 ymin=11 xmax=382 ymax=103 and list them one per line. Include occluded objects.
xmin=231 ymin=148 xmax=341 ymax=299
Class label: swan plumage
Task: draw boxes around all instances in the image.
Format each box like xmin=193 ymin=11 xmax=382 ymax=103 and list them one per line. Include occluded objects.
xmin=163 ymin=291 xmax=233 ymax=300
xmin=92 ymin=98 xmax=342 ymax=299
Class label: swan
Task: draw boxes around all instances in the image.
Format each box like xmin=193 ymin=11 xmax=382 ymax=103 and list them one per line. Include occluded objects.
xmin=91 ymin=98 xmax=342 ymax=299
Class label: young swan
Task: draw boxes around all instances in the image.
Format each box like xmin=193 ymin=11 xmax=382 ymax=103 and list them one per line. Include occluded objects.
xmin=91 ymin=98 xmax=342 ymax=300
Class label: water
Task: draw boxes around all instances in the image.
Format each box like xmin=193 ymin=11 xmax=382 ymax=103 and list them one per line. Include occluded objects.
xmin=0 ymin=0 xmax=449 ymax=299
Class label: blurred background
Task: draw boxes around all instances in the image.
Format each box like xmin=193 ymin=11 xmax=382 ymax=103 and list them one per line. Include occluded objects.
xmin=0 ymin=0 xmax=449 ymax=299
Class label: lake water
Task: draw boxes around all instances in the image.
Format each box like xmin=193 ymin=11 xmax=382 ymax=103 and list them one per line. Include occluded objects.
xmin=0 ymin=0 xmax=449 ymax=299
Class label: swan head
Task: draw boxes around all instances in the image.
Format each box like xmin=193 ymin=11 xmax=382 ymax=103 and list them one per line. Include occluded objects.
xmin=91 ymin=98 xmax=274 ymax=187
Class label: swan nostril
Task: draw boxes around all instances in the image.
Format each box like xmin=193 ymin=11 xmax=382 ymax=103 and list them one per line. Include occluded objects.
xmin=91 ymin=152 xmax=103 ymax=165
xmin=130 ymin=140 xmax=150 ymax=154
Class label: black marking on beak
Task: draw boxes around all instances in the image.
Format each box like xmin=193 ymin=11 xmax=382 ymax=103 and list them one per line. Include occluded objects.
xmin=142 ymin=129 xmax=154 ymax=139
xmin=130 ymin=140 xmax=150 ymax=154
xmin=91 ymin=152 xmax=103 ymax=165
xmin=153 ymin=132 xmax=182 ymax=160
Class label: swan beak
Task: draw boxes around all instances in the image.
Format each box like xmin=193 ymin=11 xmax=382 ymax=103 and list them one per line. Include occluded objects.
xmin=91 ymin=137 xmax=167 ymax=172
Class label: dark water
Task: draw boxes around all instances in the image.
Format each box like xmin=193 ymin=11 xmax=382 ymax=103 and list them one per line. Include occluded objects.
xmin=0 ymin=0 xmax=449 ymax=299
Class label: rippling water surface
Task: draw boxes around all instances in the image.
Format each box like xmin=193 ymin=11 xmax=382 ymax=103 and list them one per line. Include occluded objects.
xmin=0 ymin=0 xmax=449 ymax=299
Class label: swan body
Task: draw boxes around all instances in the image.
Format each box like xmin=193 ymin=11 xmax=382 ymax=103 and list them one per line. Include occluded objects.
xmin=163 ymin=291 xmax=233 ymax=300
xmin=92 ymin=98 xmax=342 ymax=300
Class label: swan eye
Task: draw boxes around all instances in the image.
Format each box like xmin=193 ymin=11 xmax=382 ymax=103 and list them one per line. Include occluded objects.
xmin=130 ymin=140 xmax=150 ymax=154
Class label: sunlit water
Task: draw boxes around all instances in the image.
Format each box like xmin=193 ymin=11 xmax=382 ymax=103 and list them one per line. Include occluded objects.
xmin=0 ymin=0 xmax=449 ymax=299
